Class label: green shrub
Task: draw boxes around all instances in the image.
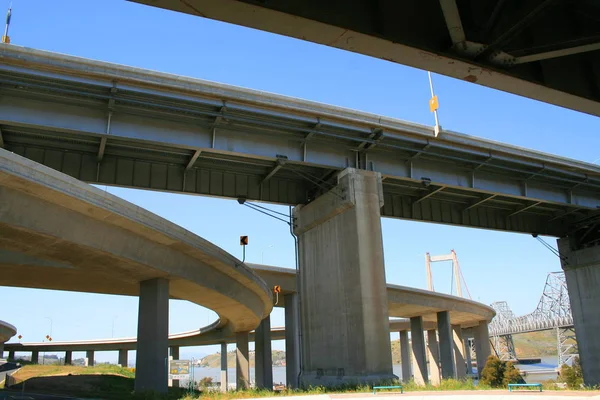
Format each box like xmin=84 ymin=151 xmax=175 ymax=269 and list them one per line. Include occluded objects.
xmin=480 ymin=356 xmax=505 ymax=387
xmin=559 ymin=357 xmax=583 ymax=389
xmin=503 ymin=362 xmax=525 ymax=385
xmin=199 ymin=376 xmax=213 ymax=387
xmin=480 ymin=355 xmax=524 ymax=388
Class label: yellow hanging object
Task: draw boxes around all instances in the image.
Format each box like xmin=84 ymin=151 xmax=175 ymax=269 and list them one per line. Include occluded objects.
xmin=429 ymin=95 xmax=439 ymax=112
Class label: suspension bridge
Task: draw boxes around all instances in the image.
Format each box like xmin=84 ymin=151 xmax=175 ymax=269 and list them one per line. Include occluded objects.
xmin=489 ymin=272 xmax=578 ymax=366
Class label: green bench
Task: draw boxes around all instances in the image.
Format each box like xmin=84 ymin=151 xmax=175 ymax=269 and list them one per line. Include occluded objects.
xmin=373 ymin=385 xmax=403 ymax=394
xmin=508 ymin=383 xmax=542 ymax=392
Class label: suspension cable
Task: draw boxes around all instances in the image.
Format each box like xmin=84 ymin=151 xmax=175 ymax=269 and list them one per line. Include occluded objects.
xmin=449 ymin=267 xmax=454 ymax=296
xmin=458 ymin=265 xmax=473 ymax=299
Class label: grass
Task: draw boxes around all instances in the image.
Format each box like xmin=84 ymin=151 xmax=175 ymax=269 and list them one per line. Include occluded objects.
xmin=181 ymin=378 xmax=600 ymax=400
xmin=4 ymin=364 xmax=186 ymax=400
xmin=9 ymin=363 xmax=136 ymax=381
xmin=180 ymin=379 xmax=493 ymax=400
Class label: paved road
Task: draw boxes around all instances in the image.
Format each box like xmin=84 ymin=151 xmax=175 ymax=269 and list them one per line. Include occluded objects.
xmin=0 ymin=363 xmax=19 ymax=392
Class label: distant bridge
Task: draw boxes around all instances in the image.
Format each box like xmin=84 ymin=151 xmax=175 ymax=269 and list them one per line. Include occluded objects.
xmin=489 ymin=272 xmax=577 ymax=366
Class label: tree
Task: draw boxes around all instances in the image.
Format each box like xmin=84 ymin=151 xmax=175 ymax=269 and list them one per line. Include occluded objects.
xmin=481 ymin=356 xmax=524 ymax=387
xmin=559 ymin=357 xmax=583 ymax=389
xmin=199 ymin=376 xmax=213 ymax=388
xmin=481 ymin=356 xmax=505 ymax=387
xmin=503 ymin=362 xmax=525 ymax=385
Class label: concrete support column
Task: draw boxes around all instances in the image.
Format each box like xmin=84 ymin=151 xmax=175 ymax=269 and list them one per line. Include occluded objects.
xmin=464 ymin=338 xmax=473 ymax=374
xmin=8 ymin=350 xmax=15 ymax=360
xmin=0 ymin=343 xmax=3 ymax=359
xmin=558 ymin=238 xmax=600 ymax=386
xmin=294 ymin=168 xmax=393 ymax=386
xmin=31 ymin=351 xmax=39 ymax=364
xmin=220 ymin=342 xmax=228 ymax=392
xmin=64 ymin=351 xmax=72 ymax=365
xmin=86 ymin=350 xmax=95 ymax=367
xmin=474 ymin=321 xmax=491 ymax=377
xmin=170 ymin=346 xmax=180 ymax=388
xmin=410 ymin=316 xmax=428 ymax=385
xmin=236 ymin=331 xmax=250 ymax=390
xmin=118 ymin=349 xmax=128 ymax=367
xmin=437 ymin=311 xmax=455 ymax=379
xmin=451 ymin=325 xmax=466 ymax=378
xmin=284 ymin=293 xmax=300 ymax=389
xmin=255 ymin=316 xmax=273 ymax=390
xmin=399 ymin=330 xmax=411 ymax=382
xmin=134 ymin=278 xmax=169 ymax=393
xmin=170 ymin=346 xmax=179 ymax=360
xmin=426 ymin=330 xmax=440 ymax=385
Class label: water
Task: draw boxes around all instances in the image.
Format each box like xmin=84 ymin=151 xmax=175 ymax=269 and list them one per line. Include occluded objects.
xmin=187 ymin=357 xmax=559 ymax=387
xmin=514 ymin=356 xmax=560 ymax=383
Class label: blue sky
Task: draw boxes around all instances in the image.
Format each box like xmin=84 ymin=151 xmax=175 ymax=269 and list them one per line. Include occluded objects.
xmin=2 ymin=0 xmax=599 ymax=363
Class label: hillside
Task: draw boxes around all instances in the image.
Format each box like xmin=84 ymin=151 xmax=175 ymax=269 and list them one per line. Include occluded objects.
xmin=513 ymin=330 xmax=568 ymax=357
xmin=199 ymin=350 xmax=286 ymax=368
xmin=391 ymin=330 xmax=560 ymax=359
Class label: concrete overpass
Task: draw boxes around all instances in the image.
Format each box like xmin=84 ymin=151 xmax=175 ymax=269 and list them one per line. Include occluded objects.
xmin=129 ymin=0 xmax=600 ymax=118
xmin=0 ymin=45 xmax=598 ymax=238
xmin=4 ymin=263 xmax=495 ymax=386
xmin=0 ymin=45 xmax=599 ymax=385
xmin=0 ymin=147 xmax=272 ymax=392
xmin=0 ymin=320 xmax=17 ymax=357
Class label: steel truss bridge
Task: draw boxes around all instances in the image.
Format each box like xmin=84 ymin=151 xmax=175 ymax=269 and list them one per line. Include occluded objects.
xmin=489 ymin=272 xmax=577 ymax=366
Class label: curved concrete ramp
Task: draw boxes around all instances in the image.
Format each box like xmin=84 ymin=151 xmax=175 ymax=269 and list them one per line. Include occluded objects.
xmin=0 ymin=148 xmax=274 ymax=392
xmin=0 ymin=148 xmax=272 ymax=333
xmin=0 ymin=320 xmax=16 ymax=344
xmin=5 ymin=265 xmax=494 ymax=352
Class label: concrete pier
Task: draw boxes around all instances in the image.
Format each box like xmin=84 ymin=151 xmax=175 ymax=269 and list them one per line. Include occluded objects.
xmin=474 ymin=321 xmax=491 ymax=377
xmin=294 ymin=168 xmax=394 ymax=386
xmin=410 ymin=316 xmax=428 ymax=385
xmin=284 ymin=293 xmax=300 ymax=389
xmin=8 ymin=350 xmax=14 ymax=360
xmin=437 ymin=311 xmax=455 ymax=379
xmin=558 ymin=238 xmax=600 ymax=386
xmin=220 ymin=342 xmax=228 ymax=392
xmin=255 ymin=316 xmax=273 ymax=389
xmin=118 ymin=349 xmax=128 ymax=367
xmin=31 ymin=351 xmax=39 ymax=364
xmin=134 ymin=278 xmax=169 ymax=393
xmin=426 ymin=330 xmax=440 ymax=385
xmin=236 ymin=331 xmax=250 ymax=390
xmin=452 ymin=325 xmax=466 ymax=378
xmin=86 ymin=350 xmax=95 ymax=367
xmin=65 ymin=350 xmax=72 ymax=365
xmin=170 ymin=346 xmax=180 ymax=388
xmin=399 ymin=330 xmax=411 ymax=382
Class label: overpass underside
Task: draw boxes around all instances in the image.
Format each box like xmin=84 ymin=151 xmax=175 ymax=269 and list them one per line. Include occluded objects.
xmin=130 ymin=0 xmax=600 ymax=117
